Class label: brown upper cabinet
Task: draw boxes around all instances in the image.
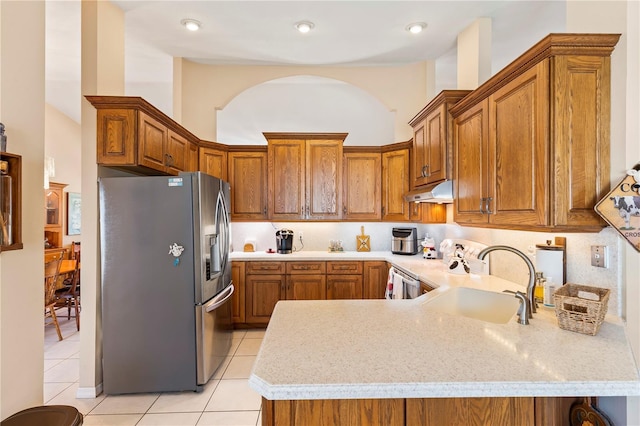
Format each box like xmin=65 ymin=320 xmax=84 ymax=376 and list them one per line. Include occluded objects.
xmin=265 ymin=133 xmax=345 ymax=221
xmin=381 ymin=143 xmax=411 ymax=221
xmin=228 ymin=148 xmax=268 ymax=220
xmin=409 ymin=90 xmax=471 ymax=189
xmin=44 ymin=182 xmax=67 ymax=251
xmin=86 ymin=96 xmax=199 ymax=175
xmin=450 ymin=33 xmax=620 ymax=232
xmin=199 ymin=142 xmax=227 ymax=181
xmin=342 ymin=149 xmax=382 ymax=220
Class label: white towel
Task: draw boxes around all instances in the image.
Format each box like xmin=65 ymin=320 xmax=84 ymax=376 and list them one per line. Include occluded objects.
xmin=385 ymin=267 xmax=395 ymax=299
xmin=393 ymin=273 xmax=404 ymax=299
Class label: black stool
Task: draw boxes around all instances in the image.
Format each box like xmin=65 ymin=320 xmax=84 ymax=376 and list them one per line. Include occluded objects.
xmin=1 ymin=405 xmax=82 ymax=426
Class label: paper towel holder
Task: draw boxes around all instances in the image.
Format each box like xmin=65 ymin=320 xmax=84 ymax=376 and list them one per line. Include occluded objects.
xmin=535 ymin=237 xmax=566 ymax=284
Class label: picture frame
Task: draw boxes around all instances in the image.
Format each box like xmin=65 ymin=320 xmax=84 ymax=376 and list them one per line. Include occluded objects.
xmin=66 ymin=192 xmax=81 ymax=236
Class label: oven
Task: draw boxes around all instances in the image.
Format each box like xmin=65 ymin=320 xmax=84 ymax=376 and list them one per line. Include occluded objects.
xmin=390 ymin=266 xmax=421 ymax=299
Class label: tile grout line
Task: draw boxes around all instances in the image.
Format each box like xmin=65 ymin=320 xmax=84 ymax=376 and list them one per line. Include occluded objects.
xmin=46 ymin=329 xmax=264 ymax=420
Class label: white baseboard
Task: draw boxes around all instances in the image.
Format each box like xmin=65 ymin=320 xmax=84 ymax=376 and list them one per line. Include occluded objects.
xmin=76 ymin=383 xmax=103 ymax=399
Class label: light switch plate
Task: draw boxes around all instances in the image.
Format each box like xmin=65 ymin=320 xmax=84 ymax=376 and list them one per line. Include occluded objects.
xmin=591 ymin=245 xmax=608 ymax=268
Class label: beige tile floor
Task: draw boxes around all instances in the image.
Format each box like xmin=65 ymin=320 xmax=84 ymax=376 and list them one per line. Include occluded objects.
xmin=45 ymin=312 xmax=264 ymax=425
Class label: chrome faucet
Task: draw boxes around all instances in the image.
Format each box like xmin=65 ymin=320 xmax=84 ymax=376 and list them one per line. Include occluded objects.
xmin=477 ymin=245 xmax=537 ymax=318
xmin=503 ymin=290 xmax=531 ymax=325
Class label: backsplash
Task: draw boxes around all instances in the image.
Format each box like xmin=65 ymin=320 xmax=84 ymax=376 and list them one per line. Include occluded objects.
xmin=230 ymin=219 xmax=622 ymax=316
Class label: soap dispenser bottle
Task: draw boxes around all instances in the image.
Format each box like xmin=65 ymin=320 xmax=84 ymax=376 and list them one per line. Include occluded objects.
xmin=543 ymin=276 xmax=557 ymax=307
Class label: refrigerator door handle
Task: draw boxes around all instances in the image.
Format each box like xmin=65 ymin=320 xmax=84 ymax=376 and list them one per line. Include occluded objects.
xmin=205 ymin=284 xmax=235 ymax=313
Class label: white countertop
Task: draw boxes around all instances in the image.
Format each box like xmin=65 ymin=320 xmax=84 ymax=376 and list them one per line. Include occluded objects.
xmin=240 ymin=251 xmax=640 ymax=400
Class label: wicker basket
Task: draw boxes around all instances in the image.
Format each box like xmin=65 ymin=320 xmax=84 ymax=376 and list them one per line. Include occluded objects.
xmin=553 ymin=283 xmax=610 ymax=336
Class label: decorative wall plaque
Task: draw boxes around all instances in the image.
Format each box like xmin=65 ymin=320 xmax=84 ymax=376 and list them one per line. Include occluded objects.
xmin=595 ymin=163 xmax=640 ymax=252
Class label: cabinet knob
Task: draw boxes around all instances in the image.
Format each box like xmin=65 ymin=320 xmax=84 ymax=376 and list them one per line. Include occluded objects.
xmin=424 ymin=164 xmax=430 ymax=177
xmin=263 ymin=206 xmax=267 ymax=215
xmin=479 ymin=197 xmax=486 ymax=214
xmin=343 ymin=206 xmax=347 ymax=214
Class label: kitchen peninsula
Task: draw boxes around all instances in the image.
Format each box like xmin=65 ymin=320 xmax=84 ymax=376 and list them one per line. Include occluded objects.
xmin=238 ymin=251 xmax=640 ymax=425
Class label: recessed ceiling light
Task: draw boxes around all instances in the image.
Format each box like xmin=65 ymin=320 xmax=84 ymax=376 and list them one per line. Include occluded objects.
xmin=294 ymin=21 xmax=315 ymax=34
xmin=406 ymin=22 xmax=427 ymax=34
xmin=181 ymin=19 xmax=201 ymax=32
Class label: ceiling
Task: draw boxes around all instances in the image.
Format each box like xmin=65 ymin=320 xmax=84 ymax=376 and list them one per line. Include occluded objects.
xmin=45 ymin=1 xmax=565 ymax=123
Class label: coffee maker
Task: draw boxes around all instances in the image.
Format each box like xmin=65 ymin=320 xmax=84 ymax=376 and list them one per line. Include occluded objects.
xmin=276 ymin=229 xmax=294 ymax=254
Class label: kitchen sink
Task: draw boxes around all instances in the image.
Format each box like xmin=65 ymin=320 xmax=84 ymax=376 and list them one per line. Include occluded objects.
xmin=425 ymin=287 xmax=520 ymax=324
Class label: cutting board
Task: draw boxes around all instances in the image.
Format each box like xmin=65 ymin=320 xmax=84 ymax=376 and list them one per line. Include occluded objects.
xmin=356 ymin=226 xmax=370 ymax=252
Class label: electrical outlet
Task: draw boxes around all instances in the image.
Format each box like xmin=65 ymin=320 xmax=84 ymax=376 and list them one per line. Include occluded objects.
xmin=591 ymin=245 xmax=608 ymax=268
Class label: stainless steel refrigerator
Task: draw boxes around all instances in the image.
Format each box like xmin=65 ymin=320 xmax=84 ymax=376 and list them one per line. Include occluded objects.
xmin=99 ymin=172 xmax=233 ymax=394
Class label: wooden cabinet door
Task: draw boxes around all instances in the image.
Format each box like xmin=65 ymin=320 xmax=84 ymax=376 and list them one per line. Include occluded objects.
xmin=268 ymin=139 xmax=305 ymax=220
xmin=286 ymin=275 xmax=326 ymax=300
xmin=245 ymin=274 xmax=285 ymax=325
xmin=423 ymin=104 xmax=447 ymax=185
xmin=382 ymin=149 xmax=410 ymax=221
xmin=228 ymin=151 xmax=268 ymax=220
xmin=342 ymin=152 xmax=381 ymax=220
xmin=412 ymin=118 xmax=428 ymax=187
xmin=165 ymin=129 xmax=190 ymax=174
xmin=363 ymin=261 xmax=388 ymax=299
xmin=326 ymin=275 xmax=363 ymax=300
xmin=552 ymin=55 xmax=610 ymax=229
xmin=188 ymin=141 xmax=199 ymax=173
xmin=327 ymin=261 xmax=363 ymax=275
xmin=231 ymin=262 xmax=245 ymax=324
xmin=406 ymin=397 xmax=534 ymax=426
xmin=454 ymin=100 xmax=489 ymax=225
xmin=199 ymin=147 xmax=227 ymax=180
xmin=306 ymin=139 xmax=342 ymax=220
xmin=409 ymin=201 xmax=422 ymax=222
xmin=44 ymin=182 xmax=67 ymax=250
xmin=96 ymin=108 xmax=136 ymax=166
xmin=138 ymin=111 xmax=167 ymax=173
xmin=413 ymin=105 xmax=447 ymax=188
xmin=488 ymin=62 xmax=549 ymax=227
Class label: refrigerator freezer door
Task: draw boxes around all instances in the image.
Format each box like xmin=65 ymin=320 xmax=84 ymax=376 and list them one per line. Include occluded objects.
xmin=190 ymin=172 xmax=231 ymax=303
xmin=196 ymin=284 xmax=234 ymax=385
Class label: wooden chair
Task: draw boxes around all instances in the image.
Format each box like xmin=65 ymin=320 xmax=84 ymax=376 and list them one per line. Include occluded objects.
xmin=56 ymin=242 xmax=80 ymax=330
xmin=44 ymin=250 xmax=65 ymax=341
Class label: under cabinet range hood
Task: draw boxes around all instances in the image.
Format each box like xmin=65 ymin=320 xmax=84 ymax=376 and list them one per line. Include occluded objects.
xmin=403 ymin=180 xmax=453 ymax=204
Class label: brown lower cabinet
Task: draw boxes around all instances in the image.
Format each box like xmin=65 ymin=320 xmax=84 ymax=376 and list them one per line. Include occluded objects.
xmin=231 ymin=262 xmax=245 ymax=323
xmin=262 ymin=396 xmax=585 ymax=426
xmin=245 ymin=274 xmax=284 ymax=325
xmin=363 ymin=261 xmax=388 ymax=299
xmin=238 ymin=260 xmax=390 ymax=326
xmin=326 ymin=275 xmax=363 ymax=299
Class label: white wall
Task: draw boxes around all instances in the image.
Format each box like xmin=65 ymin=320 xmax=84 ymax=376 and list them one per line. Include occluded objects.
xmin=217 ymin=76 xmax=395 ymax=146
xmin=564 ymin=2 xmax=639 ymax=424
xmin=0 ymin=1 xmax=46 ymax=419
xmin=180 ymin=61 xmax=427 ymax=143
xmin=45 ymin=103 xmax=82 ymax=248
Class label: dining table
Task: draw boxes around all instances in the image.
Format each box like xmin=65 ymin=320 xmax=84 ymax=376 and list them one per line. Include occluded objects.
xmin=58 ymin=259 xmax=76 ymax=276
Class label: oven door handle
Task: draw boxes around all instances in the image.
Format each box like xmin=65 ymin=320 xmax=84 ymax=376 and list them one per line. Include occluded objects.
xmin=205 ymin=284 xmax=235 ymax=313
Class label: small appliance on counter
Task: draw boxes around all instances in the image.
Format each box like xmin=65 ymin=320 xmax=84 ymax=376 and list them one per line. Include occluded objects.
xmin=391 ymin=227 xmax=418 ymax=255
xmin=276 ymin=229 xmax=294 ymax=254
